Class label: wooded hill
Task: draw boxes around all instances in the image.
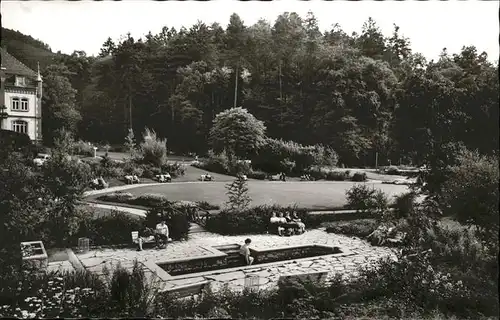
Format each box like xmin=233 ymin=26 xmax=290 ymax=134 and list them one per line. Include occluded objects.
xmin=2 ymin=13 xmax=498 ymax=167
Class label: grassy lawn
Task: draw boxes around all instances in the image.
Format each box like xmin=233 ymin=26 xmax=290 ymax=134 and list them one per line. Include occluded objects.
xmin=104 ymin=181 xmax=410 ymax=210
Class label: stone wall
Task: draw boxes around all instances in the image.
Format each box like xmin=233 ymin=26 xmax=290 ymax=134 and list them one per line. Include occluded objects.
xmin=251 ymin=245 xmax=341 ymax=264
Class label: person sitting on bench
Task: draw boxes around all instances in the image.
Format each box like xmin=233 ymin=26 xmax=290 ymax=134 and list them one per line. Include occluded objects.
xmin=155 ymin=220 xmax=170 ymax=249
xmin=292 ymin=212 xmax=306 ymax=234
xmin=270 ymin=212 xmax=285 ymax=236
xmin=284 ymin=212 xmax=299 ymax=235
xmin=239 ymin=238 xmax=254 ymax=265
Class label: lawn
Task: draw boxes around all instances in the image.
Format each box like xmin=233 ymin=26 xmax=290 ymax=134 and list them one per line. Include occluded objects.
xmin=105 ymin=181 xmax=410 ymax=210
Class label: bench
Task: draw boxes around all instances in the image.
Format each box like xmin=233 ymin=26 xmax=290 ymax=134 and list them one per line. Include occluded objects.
xmin=278 ymin=271 xmax=328 ymax=285
xmin=124 ymin=175 xmax=140 ymax=184
xmin=155 ymin=174 xmax=172 ymax=183
xmin=131 ymin=231 xmax=171 ymax=248
xmin=159 ymin=281 xmax=211 ymax=300
xmin=200 ymin=174 xmax=214 ymax=181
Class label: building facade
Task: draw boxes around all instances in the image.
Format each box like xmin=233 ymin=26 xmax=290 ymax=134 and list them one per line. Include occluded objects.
xmin=0 ymin=48 xmax=43 ymax=142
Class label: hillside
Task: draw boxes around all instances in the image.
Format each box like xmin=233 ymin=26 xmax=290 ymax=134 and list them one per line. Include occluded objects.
xmin=0 ymin=27 xmax=59 ymax=71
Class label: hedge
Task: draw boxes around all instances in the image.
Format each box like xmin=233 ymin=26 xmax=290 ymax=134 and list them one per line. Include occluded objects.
xmin=96 ymin=192 xmax=219 ymax=210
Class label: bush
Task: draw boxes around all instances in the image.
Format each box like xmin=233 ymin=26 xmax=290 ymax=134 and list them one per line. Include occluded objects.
xmin=393 ymin=192 xmax=417 ymax=219
xmin=247 ymin=170 xmax=267 ymax=180
xmin=305 ymin=166 xmax=327 ymax=180
xmin=139 ymin=128 xmax=167 ymax=167
xmin=97 ymin=192 xmax=135 ymax=203
xmin=345 ymin=184 xmax=389 ymax=215
xmin=144 ymin=204 xmax=190 ymax=241
xmin=252 ymin=138 xmax=338 ymax=175
xmin=324 ymin=219 xmax=378 ymax=238
xmin=161 ymin=162 xmax=185 ymax=178
xmin=121 ymin=161 xmax=144 ymax=177
xmin=196 ymin=201 xmax=220 ymax=211
xmin=441 ymin=150 xmax=499 ymax=249
xmin=325 ymin=170 xmax=351 ymax=181
xmin=131 ymin=194 xmax=170 ymax=207
xmin=73 ymin=211 xmax=144 ymax=246
xmin=72 ymin=140 xmax=95 ymax=157
xmin=351 ymin=172 xmax=367 ymax=182
xmin=205 ymin=205 xmax=309 ymax=235
xmin=140 ymin=164 xmax=162 ymax=179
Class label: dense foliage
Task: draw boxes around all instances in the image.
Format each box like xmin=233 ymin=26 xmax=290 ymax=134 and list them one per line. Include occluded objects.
xmin=6 ymin=14 xmax=497 ymax=166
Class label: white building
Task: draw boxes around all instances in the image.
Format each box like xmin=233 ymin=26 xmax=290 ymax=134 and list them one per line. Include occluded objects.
xmin=0 ymin=48 xmax=43 ymax=142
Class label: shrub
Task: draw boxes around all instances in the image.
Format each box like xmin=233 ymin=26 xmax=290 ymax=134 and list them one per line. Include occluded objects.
xmin=325 ymin=170 xmax=351 ymax=181
xmin=247 ymin=170 xmax=267 ymax=180
xmin=351 ymin=172 xmax=367 ymax=182
xmin=72 ymin=140 xmax=95 ymax=157
xmin=140 ymin=164 xmax=162 ymax=179
xmin=441 ymin=150 xmax=499 ymax=249
xmin=97 ymin=192 xmax=135 ymax=203
xmin=73 ymin=211 xmax=144 ymax=246
xmin=386 ymin=166 xmax=400 ymax=175
xmin=252 ymin=138 xmax=338 ymax=175
xmin=161 ymin=162 xmax=185 ymax=178
xmin=196 ymin=201 xmax=220 ymax=211
xmin=324 ymin=219 xmax=378 ymax=238
xmin=131 ymin=193 xmax=170 ymax=207
xmin=144 ymin=205 xmax=190 ymax=240
xmin=393 ymin=191 xmax=417 ymax=219
xmin=224 ymin=176 xmax=251 ymax=211
xmin=205 ymin=205 xmax=309 ymax=235
xmin=139 ymin=128 xmax=167 ymax=167
xmin=345 ymin=184 xmax=389 ymax=215
xmin=305 ymin=166 xmax=327 ymax=180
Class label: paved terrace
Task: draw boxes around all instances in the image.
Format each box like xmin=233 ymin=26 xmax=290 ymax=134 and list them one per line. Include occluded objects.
xmin=73 ymin=228 xmax=396 ymax=292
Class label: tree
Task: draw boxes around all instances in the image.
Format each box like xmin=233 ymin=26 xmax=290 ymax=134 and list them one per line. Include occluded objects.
xmin=225 ymin=176 xmax=251 ymax=211
xmin=42 ymin=64 xmax=81 ymax=145
xmin=209 ymin=107 xmax=266 ymax=160
xmin=124 ymin=128 xmax=136 ymax=157
xmin=441 ymin=149 xmax=499 ymax=249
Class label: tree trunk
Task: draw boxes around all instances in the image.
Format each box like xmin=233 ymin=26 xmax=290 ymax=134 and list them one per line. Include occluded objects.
xmin=233 ymin=62 xmax=239 ymax=108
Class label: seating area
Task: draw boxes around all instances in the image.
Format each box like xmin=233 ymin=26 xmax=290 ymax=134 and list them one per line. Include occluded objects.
xmin=269 ymin=212 xmax=306 ymax=236
xmin=269 ymin=173 xmax=286 ymax=181
xmin=90 ymin=177 xmax=108 ymax=190
xmin=200 ymin=173 xmax=214 ymax=181
xmin=155 ymin=174 xmax=172 ymax=183
xmin=124 ymin=175 xmax=140 ymax=184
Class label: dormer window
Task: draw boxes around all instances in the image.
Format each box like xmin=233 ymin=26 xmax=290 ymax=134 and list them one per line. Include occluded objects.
xmin=15 ymin=76 xmax=26 ymax=87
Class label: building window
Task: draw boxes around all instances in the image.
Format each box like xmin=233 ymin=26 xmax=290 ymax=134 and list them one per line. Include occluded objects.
xmin=20 ymin=98 xmax=29 ymax=111
xmin=15 ymin=76 xmax=26 ymax=87
xmin=12 ymin=120 xmax=28 ymax=134
xmin=12 ymin=97 xmax=20 ymax=110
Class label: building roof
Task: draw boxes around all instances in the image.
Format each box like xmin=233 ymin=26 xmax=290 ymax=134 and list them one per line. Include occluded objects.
xmin=0 ymin=47 xmax=38 ymax=77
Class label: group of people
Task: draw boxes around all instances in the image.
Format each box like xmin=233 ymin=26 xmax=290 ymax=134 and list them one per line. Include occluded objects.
xmin=269 ymin=211 xmax=306 ymax=236
xmin=137 ymin=220 xmax=171 ymax=251
xmin=124 ymin=175 xmax=140 ymax=184
xmin=90 ymin=176 xmax=108 ymax=190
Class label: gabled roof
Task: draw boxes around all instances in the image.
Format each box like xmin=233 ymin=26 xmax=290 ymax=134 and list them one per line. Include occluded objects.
xmin=0 ymin=47 xmax=38 ymax=77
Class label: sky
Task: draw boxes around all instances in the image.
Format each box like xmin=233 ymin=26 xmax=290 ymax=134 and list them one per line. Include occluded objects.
xmin=1 ymin=0 xmax=499 ymax=62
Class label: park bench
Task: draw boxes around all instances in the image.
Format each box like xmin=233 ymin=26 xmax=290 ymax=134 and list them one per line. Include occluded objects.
xmin=131 ymin=231 xmax=171 ymax=248
xmin=155 ymin=173 xmax=172 ymax=183
xmin=159 ymin=280 xmax=211 ymax=300
xmin=269 ymin=173 xmax=286 ymax=181
xmin=124 ymin=175 xmax=140 ymax=184
xmin=200 ymin=174 xmax=214 ymax=181
xmin=278 ymin=271 xmax=328 ymax=286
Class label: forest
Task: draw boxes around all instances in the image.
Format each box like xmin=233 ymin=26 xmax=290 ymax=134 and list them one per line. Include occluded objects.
xmin=2 ymin=12 xmax=498 ymax=166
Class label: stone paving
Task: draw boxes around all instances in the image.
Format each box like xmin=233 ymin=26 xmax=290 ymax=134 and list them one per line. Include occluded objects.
xmin=75 ymin=228 xmax=396 ymax=292
xmin=47 ymin=260 xmax=75 ymax=273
